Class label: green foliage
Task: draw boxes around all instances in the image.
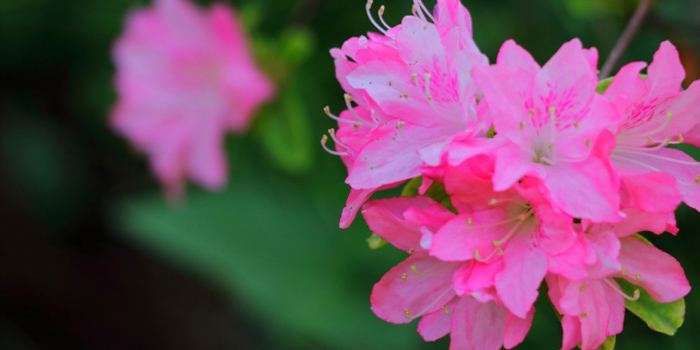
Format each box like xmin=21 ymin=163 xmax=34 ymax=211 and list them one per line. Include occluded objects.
xmin=596 ymin=77 xmax=614 ymax=94
xmin=116 ymin=152 xmax=420 ymax=350
xmin=254 ymin=77 xmax=315 ymax=175
xmin=618 ymin=279 xmax=686 ymax=336
xmin=596 ymin=336 xmax=616 ymax=350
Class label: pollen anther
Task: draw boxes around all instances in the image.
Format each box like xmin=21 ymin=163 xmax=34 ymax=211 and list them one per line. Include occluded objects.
xmin=405 ymin=309 xmax=412 ymax=319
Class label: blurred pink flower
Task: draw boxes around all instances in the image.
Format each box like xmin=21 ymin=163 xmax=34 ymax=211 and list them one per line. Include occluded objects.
xmin=112 ymin=0 xmax=274 ymax=197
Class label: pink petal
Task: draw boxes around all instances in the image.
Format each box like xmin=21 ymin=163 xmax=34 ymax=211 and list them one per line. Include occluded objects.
xmin=541 ymin=154 xmax=622 ymax=222
xmin=346 ymin=122 xmax=456 ymax=189
xmin=449 ymin=298 xmax=507 ymax=350
xmin=646 ymin=41 xmax=685 ymax=104
xmin=496 ymin=39 xmax=540 ymax=75
xmin=495 ymin=234 xmax=547 ymax=318
xmin=534 ymin=39 xmax=596 ymax=120
xmin=361 ymin=196 xmax=442 ymax=252
xmin=503 ymin=308 xmax=535 ymax=349
xmin=431 ymin=210 xmax=512 ymax=262
xmin=340 ymin=188 xmax=377 ymax=228
xmin=618 ymin=236 xmax=690 ymax=303
xmin=371 ymin=252 xmax=458 ymax=324
xmin=417 ymin=299 xmax=458 ymax=342
xmin=620 ymin=172 xmax=682 ymax=213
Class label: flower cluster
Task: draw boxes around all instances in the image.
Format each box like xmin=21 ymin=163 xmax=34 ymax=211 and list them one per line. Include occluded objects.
xmin=326 ymin=0 xmax=698 ymax=349
xmin=112 ymin=0 xmax=274 ymax=198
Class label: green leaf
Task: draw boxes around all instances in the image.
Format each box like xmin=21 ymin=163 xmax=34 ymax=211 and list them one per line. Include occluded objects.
xmin=617 ymin=278 xmax=686 ymax=335
xmin=115 ymin=161 xmax=419 ymax=350
xmin=595 ymin=336 xmax=616 ymax=350
xmin=367 ymin=233 xmax=388 ymax=250
xmin=596 ymin=77 xmax=614 ymax=94
xmin=255 ymin=78 xmax=314 ymax=175
xmin=401 ymin=177 xmax=449 ymax=202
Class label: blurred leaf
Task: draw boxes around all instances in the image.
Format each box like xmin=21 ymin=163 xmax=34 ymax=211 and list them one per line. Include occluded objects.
xmin=595 ymin=336 xmax=616 ymax=350
xmin=116 ymin=160 xmax=420 ymax=350
xmin=617 ymin=279 xmax=686 ymax=335
xmin=255 ymin=78 xmax=314 ymax=175
xmin=279 ymin=28 xmax=315 ymax=66
xmin=367 ymin=233 xmax=388 ymax=250
xmin=596 ymin=77 xmax=614 ymax=93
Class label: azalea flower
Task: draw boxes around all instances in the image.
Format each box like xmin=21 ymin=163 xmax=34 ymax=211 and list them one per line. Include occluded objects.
xmin=548 ymin=211 xmax=690 ymax=350
xmin=604 ymin=41 xmax=700 ymax=213
xmin=362 ymin=196 xmax=533 ymax=350
xmin=430 ymin=156 xmax=577 ymax=318
xmin=325 ymin=0 xmax=488 ymax=227
xmin=471 ymin=39 xmax=624 ymax=222
xmin=112 ymin=0 xmax=274 ymax=197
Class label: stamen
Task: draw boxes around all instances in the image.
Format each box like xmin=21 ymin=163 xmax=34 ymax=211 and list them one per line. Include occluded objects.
xmin=328 ymin=128 xmax=355 ymax=154
xmin=408 ymin=248 xmax=416 ymax=254
xmin=405 ymin=287 xmax=454 ymax=320
xmin=411 ymin=2 xmax=426 ymax=21
xmin=321 ymin=135 xmax=348 ymax=156
xmin=519 ymin=122 xmax=524 ymax=131
xmin=411 ymin=73 xmax=417 ymax=84
xmin=472 ymin=214 xmax=530 ymax=262
xmin=365 ymin=0 xmax=388 ymax=34
xmin=581 ymin=312 xmax=588 ymax=318
xmin=580 ymin=285 xmax=587 ymax=292
xmin=413 ymin=0 xmax=435 ymax=22
xmin=410 ymin=264 xmax=457 ymax=278
xmin=604 ymin=278 xmax=640 ymax=301
xmin=636 ymin=274 xmax=642 ymax=282
xmin=378 ymin=5 xmax=392 ymax=31
xmin=324 ymin=106 xmax=366 ymax=126
xmin=573 ymin=121 xmax=579 ymax=128
xmin=401 ymin=273 xmax=408 ymax=281
xmin=695 ymin=175 xmax=700 ymax=184
xmin=614 ymin=149 xmax=700 ymax=166
xmin=343 ymin=94 xmax=372 ymax=126
xmin=424 ymin=73 xmax=433 ymax=101
xmin=623 ymin=112 xmax=673 ymax=141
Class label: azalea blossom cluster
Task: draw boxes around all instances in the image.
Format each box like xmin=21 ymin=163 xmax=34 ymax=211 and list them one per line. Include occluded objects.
xmin=326 ymin=0 xmax=698 ymax=349
xmin=112 ymin=0 xmax=274 ymax=197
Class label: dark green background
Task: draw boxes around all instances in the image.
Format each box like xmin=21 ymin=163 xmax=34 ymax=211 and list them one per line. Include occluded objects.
xmin=1 ymin=0 xmax=699 ymax=349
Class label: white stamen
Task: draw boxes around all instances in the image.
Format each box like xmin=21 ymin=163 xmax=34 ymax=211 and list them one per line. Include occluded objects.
xmin=405 ymin=287 xmax=454 ymax=320
xmin=323 ymin=106 xmax=365 ymax=126
xmin=343 ymin=94 xmax=372 ymax=126
xmin=321 ymin=135 xmax=348 ymax=156
xmin=365 ymin=0 xmax=387 ymax=34
xmin=424 ymin=73 xmax=433 ymax=101
xmin=328 ymin=128 xmax=354 ymax=154
xmin=378 ymin=5 xmax=392 ymax=31
xmin=604 ymin=278 xmax=640 ymax=301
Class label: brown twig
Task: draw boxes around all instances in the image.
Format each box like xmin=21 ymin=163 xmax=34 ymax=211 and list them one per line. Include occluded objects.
xmin=599 ymin=0 xmax=656 ymax=79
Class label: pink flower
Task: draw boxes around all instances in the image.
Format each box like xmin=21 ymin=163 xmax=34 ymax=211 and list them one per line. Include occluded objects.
xmin=430 ymin=156 xmax=577 ymax=318
xmin=326 ymin=0 xmax=488 ymax=227
xmin=471 ymin=39 xmax=624 ymax=222
xmin=362 ymin=196 xmax=534 ymax=350
xmin=547 ymin=213 xmax=690 ymax=350
xmin=604 ymin=41 xmax=700 ymax=213
xmin=112 ymin=0 xmax=274 ymax=197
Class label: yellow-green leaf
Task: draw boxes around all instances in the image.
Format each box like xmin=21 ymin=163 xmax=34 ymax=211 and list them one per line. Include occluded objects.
xmin=617 ymin=279 xmax=686 ymax=335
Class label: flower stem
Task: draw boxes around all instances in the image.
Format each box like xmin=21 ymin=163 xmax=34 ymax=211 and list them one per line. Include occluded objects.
xmin=599 ymin=0 xmax=656 ymax=79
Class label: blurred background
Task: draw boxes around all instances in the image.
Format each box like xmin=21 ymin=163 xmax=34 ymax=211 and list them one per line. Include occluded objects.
xmin=1 ymin=0 xmax=699 ymax=349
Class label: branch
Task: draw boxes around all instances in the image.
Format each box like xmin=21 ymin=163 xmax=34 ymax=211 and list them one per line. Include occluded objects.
xmin=599 ymin=0 xmax=656 ymax=79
